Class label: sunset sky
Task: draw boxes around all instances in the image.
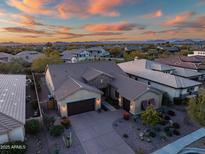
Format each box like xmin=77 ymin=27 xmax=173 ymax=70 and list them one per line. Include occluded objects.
xmin=0 ymin=0 xmax=205 ymax=42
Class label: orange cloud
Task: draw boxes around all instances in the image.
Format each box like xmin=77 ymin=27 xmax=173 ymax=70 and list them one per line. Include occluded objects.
xmin=143 ymin=10 xmax=163 ymax=18
xmin=162 ymin=12 xmax=195 ymax=26
xmin=88 ymin=0 xmax=123 ymax=17
xmin=7 ymin=0 xmax=52 ymax=15
xmin=56 ymin=0 xmax=125 ymax=19
xmin=84 ymin=22 xmax=144 ymax=32
xmin=10 ymin=14 xmax=43 ymax=26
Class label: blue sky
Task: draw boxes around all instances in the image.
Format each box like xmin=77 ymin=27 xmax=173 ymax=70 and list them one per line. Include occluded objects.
xmin=0 ymin=0 xmax=205 ymax=42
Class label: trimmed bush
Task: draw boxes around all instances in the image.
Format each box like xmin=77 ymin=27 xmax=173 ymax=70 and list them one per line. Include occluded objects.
xmin=149 ymin=132 xmax=156 ymax=138
xmin=26 ymin=119 xmax=40 ymax=135
xmin=165 ymin=130 xmax=172 ymax=137
xmin=167 ymin=110 xmax=176 ymax=116
xmin=173 ymin=129 xmax=180 ymax=136
xmin=123 ymin=112 xmax=130 ymax=120
xmin=164 ymin=115 xmax=170 ymax=121
xmin=49 ymin=125 xmax=64 ymax=137
xmin=61 ymin=117 xmax=71 ymax=129
xmin=172 ymin=122 xmax=180 ymax=129
xmin=164 ymin=126 xmax=170 ymax=132
xmin=0 ymin=141 xmax=27 ymax=154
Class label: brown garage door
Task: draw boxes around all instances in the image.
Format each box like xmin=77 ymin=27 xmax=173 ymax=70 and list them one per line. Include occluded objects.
xmin=67 ymin=98 xmax=95 ymax=116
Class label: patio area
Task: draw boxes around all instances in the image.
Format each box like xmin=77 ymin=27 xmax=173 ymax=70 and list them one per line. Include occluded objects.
xmin=113 ymin=106 xmax=200 ymax=154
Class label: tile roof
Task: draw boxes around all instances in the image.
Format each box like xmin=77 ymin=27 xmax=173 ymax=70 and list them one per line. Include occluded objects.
xmin=82 ymin=67 xmax=114 ymax=82
xmin=118 ymin=59 xmax=201 ymax=88
xmin=0 ymin=74 xmax=26 ymax=134
xmin=156 ymin=56 xmax=205 ymax=70
xmin=47 ymin=61 xmax=150 ymax=101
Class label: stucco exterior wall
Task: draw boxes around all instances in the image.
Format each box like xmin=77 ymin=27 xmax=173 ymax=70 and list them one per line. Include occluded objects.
xmin=0 ymin=126 xmax=24 ymax=144
xmin=45 ymin=68 xmax=55 ymax=95
xmin=131 ymin=75 xmax=199 ymax=100
xmin=8 ymin=126 xmax=24 ymax=142
xmin=135 ymin=91 xmax=162 ymax=114
xmin=58 ymin=89 xmax=101 ymax=117
xmin=0 ymin=134 xmax=9 ymax=144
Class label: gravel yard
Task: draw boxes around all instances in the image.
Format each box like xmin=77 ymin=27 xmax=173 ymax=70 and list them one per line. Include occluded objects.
xmin=113 ymin=106 xmax=200 ymax=154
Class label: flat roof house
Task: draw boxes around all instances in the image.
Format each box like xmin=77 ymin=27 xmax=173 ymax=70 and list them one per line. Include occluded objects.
xmin=118 ymin=59 xmax=202 ymax=101
xmin=45 ymin=61 xmax=162 ymax=116
xmin=0 ymin=74 xmax=26 ymax=144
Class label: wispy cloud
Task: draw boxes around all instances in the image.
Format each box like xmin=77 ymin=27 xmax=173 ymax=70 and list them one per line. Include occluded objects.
xmin=7 ymin=0 xmax=127 ymax=19
xmin=7 ymin=0 xmax=53 ymax=15
xmin=162 ymin=12 xmax=195 ymax=26
xmin=143 ymin=10 xmax=163 ymax=18
xmin=84 ymin=21 xmax=144 ymax=32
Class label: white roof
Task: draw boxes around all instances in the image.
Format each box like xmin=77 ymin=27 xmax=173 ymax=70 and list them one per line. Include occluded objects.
xmin=118 ymin=59 xmax=201 ymax=88
xmin=0 ymin=74 xmax=26 ymax=124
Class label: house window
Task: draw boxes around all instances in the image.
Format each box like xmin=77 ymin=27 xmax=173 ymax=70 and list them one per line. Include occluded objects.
xmin=187 ymin=87 xmax=194 ymax=92
xmin=148 ymin=81 xmax=151 ymax=85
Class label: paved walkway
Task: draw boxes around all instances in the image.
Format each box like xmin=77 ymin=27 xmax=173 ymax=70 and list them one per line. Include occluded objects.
xmin=152 ymin=128 xmax=205 ymax=154
xmin=70 ymin=110 xmax=135 ymax=154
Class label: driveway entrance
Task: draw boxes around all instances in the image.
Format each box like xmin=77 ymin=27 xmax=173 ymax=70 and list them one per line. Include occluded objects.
xmin=70 ymin=110 xmax=134 ymax=154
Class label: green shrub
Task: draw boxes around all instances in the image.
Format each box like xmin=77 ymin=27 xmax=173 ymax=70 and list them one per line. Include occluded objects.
xmin=0 ymin=141 xmax=27 ymax=154
xmin=172 ymin=122 xmax=180 ymax=129
xmin=61 ymin=117 xmax=71 ymax=129
xmin=49 ymin=125 xmax=64 ymax=137
xmin=26 ymin=120 xmax=40 ymax=135
xmin=149 ymin=132 xmax=156 ymax=138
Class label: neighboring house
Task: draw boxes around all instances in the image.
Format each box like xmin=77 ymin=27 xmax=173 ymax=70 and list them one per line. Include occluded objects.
xmin=15 ymin=51 xmax=44 ymax=63
xmin=61 ymin=49 xmax=91 ymax=63
xmin=0 ymin=74 xmax=26 ymax=144
xmin=118 ymin=59 xmax=202 ymax=101
xmin=157 ymin=46 xmax=180 ymax=53
xmin=0 ymin=52 xmax=14 ymax=63
xmin=61 ymin=47 xmax=110 ymax=63
xmin=45 ymin=61 xmax=162 ymax=116
xmin=156 ymin=56 xmax=205 ymax=74
xmin=188 ymin=50 xmax=205 ymax=57
xmin=86 ymin=46 xmax=110 ymax=57
xmin=144 ymin=59 xmax=204 ymax=81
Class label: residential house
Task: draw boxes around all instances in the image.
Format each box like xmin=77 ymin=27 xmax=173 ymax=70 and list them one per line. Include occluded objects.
xmin=0 ymin=74 xmax=26 ymax=144
xmin=118 ymin=59 xmax=202 ymax=101
xmin=156 ymin=56 xmax=205 ymax=76
xmin=145 ymin=59 xmax=204 ymax=81
xmin=157 ymin=46 xmax=180 ymax=53
xmin=61 ymin=49 xmax=91 ymax=63
xmin=45 ymin=61 xmax=162 ymax=116
xmin=86 ymin=46 xmax=110 ymax=57
xmin=0 ymin=52 xmax=14 ymax=63
xmin=15 ymin=51 xmax=44 ymax=63
xmin=188 ymin=50 xmax=205 ymax=57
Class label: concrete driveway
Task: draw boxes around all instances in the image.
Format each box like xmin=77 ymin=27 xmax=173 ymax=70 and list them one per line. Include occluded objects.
xmin=70 ymin=110 xmax=135 ymax=154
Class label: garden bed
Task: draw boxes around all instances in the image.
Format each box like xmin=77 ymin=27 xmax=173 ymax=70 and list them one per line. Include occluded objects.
xmin=113 ymin=107 xmax=200 ymax=154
